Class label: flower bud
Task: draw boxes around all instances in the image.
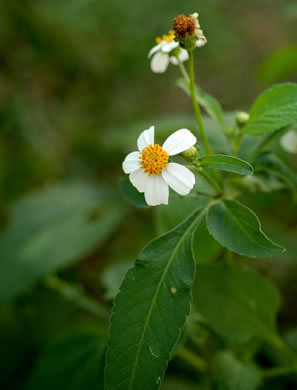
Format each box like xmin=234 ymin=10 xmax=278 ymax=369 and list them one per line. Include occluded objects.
xmin=181 ymin=145 xmax=199 ymax=159
xmin=236 ymin=111 xmax=250 ymax=127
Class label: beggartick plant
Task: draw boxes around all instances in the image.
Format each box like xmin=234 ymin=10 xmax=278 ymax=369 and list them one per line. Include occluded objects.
xmin=106 ymin=11 xmax=297 ymax=390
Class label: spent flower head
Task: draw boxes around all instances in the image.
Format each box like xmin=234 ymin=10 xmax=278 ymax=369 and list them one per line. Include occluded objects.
xmin=173 ymin=13 xmax=207 ymax=50
xmin=148 ymin=30 xmax=188 ymax=73
xmin=122 ymin=126 xmax=197 ymax=206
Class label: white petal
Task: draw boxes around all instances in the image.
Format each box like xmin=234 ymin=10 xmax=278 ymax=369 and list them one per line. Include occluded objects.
xmin=280 ymin=131 xmax=297 ymax=154
xmin=148 ymin=43 xmax=162 ymax=58
xmin=179 ymin=48 xmax=189 ymax=62
xmin=161 ymin=41 xmax=179 ymax=53
xmin=144 ymin=174 xmax=169 ymax=206
xmin=170 ymin=48 xmax=189 ymax=65
xmin=150 ymin=52 xmax=169 ymax=73
xmin=196 ymin=39 xmax=205 ymax=48
xmin=137 ymin=125 xmax=155 ymax=151
xmin=129 ymin=169 xmax=149 ymax=193
xmin=122 ymin=151 xmax=141 ymax=174
xmin=162 ymin=163 xmax=195 ymax=196
xmin=162 ymin=129 xmax=197 ymax=156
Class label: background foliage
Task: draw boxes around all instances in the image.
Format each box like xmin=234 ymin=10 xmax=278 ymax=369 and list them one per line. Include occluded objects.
xmin=0 ymin=0 xmax=297 ymax=389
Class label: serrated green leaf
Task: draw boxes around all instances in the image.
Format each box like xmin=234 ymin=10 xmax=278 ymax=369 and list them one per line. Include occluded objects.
xmin=25 ymin=330 xmax=105 ymax=390
xmin=198 ymin=154 xmax=253 ymax=175
xmin=0 ymin=183 xmax=124 ymax=302
xmin=254 ymin=152 xmax=297 ymax=201
xmin=214 ymin=351 xmax=262 ymax=390
xmin=193 ymin=264 xmax=281 ymax=343
xmin=244 ymin=83 xmax=297 ymax=135
xmin=206 ymin=199 xmax=285 ymax=258
xmin=105 ymin=205 xmax=209 ymax=390
xmin=119 ymin=177 xmax=149 ymax=208
xmin=176 ymin=78 xmax=227 ymax=131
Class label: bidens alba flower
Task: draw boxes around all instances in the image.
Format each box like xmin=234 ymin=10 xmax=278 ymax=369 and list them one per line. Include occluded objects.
xmin=148 ymin=30 xmax=189 ymax=73
xmin=280 ymin=130 xmax=297 ymax=154
xmin=122 ymin=126 xmax=197 ymax=206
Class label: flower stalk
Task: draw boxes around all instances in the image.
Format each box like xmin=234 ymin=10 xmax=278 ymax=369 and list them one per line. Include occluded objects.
xmin=188 ymin=49 xmax=212 ymax=156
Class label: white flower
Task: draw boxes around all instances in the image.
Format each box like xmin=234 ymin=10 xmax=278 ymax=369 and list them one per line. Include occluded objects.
xmin=191 ymin=12 xmax=207 ymax=47
xmin=148 ymin=30 xmax=189 ymax=73
xmin=122 ymin=126 xmax=197 ymax=206
xmin=280 ymin=130 xmax=297 ymax=154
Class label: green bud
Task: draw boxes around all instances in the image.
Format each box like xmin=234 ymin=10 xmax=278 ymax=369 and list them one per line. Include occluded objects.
xmin=181 ymin=145 xmax=198 ymax=159
xmin=236 ymin=111 xmax=250 ymax=127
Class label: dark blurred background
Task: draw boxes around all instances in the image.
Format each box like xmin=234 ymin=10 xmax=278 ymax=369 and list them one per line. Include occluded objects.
xmin=1 ymin=1 xmax=297 ymax=389
xmin=1 ymin=0 xmax=297 ymax=203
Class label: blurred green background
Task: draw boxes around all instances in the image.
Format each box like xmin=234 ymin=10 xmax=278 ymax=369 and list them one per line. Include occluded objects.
xmin=0 ymin=1 xmax=297 ymax=389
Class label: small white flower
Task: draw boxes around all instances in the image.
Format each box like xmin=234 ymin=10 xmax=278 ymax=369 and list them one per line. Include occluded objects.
xmin=122 ymin=126 xmax=197 ymax=206
xmin=148 ymin=30 xmax=189 ymax=73
xmin=280 ymin=130 xmax=297 ymax=154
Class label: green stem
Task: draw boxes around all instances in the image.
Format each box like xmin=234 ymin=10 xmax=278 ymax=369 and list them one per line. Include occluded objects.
xmin=262 ymin=366 xmax=297 ymax=378
xmin=225 ymin=249 xmax=233 ymax=264
xmin=177 ymin=56 xmax=190 ymax=85
xmin=271 ymin=335 xmax=297 ymax=371
xmin=177 ymin=346 xmax=207 ymax=372
xmin=248 ymin=128 xmax=284 ymax=162
xmin=232 ymin=132 xmax=244 ymax=156
xmin=188 ymin=50 xmax=212 ymax=156
xmin=197 ymin=168 xmax=223 ymax=195
xmin=44 ymin=275 xmax=110 ymax=321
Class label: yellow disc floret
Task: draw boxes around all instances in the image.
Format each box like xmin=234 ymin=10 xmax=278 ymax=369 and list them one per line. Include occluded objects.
xmin=155 ymin=30 xmax=175 ymax=44
xmin=140 ymin=144 xmax=169 ymax=175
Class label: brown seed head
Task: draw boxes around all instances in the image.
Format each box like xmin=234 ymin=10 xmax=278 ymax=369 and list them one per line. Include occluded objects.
xmin=173 ymin=14 xmax=196 ymax=39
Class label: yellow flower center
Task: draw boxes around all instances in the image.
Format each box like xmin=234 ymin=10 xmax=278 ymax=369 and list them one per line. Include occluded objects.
xmin=139 ymin=144 xmax=169 ymax=175
xmin=155 ymin=30 xmax=175 ymax=44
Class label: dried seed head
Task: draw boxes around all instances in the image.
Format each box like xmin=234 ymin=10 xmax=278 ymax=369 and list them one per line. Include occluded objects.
xmin=173 ymin=14 xmax=196 ymax=39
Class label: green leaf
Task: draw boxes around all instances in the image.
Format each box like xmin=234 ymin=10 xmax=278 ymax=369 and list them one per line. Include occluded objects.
xmin=214 ymin=351 xmax=262 ymax=390
xmin=119 ymin=177 xmax=149 ymax=208
xmin=244 ymin=83 xmax=297 ymax=135
xmin=156 ymin=196 xmax=220 ymax=264
xmin=177 ymin=78 xmax=227 ymax=131
xmin=25 ymin=330 xmax=105 ymax=390
xmin=193 ymin=264 xmax=281 ymax=343
xmin=105 ymin=205 xmax=209 ymax=390
xmin=206 ymin=199 xmax=285 ymax=258
xmin=0 ymin=183 xmax=124 ymax=302
xmin=198 ymin=154 xmax=253 ymax=175
xmin=257 ymin=46 xmax=297 ymax=85
xmin=254 ymin=152 xmax=297 ymax=201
